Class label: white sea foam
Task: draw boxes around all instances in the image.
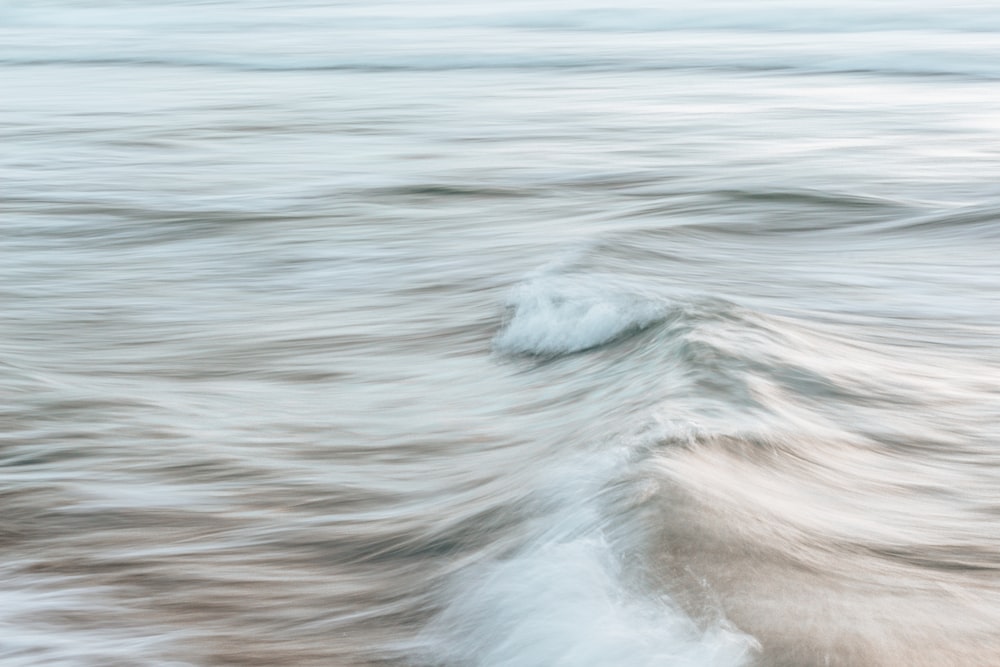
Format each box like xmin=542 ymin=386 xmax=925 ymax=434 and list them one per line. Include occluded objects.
xmin=493 ymin=278 xmax=665 ymax=356
xmin=426 ymin=537 xmax=753 ymax=667
xmin=419 ymin=449 xmax=756 ymax=667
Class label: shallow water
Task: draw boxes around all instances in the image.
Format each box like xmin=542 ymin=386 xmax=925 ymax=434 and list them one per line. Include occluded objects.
xmin=4 ymin=1 xmax=1000 ymax=665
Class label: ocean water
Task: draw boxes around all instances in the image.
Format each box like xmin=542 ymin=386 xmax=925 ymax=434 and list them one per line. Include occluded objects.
xmin=4 ymin=1 xmax=1000 ymax=665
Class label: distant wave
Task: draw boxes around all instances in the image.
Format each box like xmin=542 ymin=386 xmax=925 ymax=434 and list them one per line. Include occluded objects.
xmin=5 ymin=53 xmax=1000 ymax=80
xmin=859 ymin=203 xmax=1000 ymax=239
xmin=487 ymin=5 xmax=1000 ymax=34
xmin=6 ymin=1 xmax=1000 ymax=35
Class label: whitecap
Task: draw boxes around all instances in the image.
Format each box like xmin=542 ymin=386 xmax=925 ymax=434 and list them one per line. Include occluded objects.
xmin=493 ymin=277 xmax=665 ymax=356
xmin=414 ymin=446 xmax=757 ymax=667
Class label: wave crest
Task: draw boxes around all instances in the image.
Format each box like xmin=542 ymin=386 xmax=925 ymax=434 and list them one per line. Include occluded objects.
xmin=493 ymin=277 xmax=665 ymax=356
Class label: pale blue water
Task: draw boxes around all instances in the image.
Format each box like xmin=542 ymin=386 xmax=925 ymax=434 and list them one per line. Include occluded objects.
xmin=4 ymin=2 xmax=1000 ymax=665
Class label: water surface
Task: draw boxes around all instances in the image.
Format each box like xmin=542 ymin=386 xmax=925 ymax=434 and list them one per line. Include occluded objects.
xmin=4 ymin=2 xmax=1000 ymax=665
